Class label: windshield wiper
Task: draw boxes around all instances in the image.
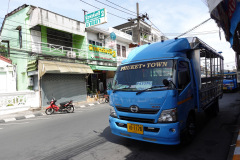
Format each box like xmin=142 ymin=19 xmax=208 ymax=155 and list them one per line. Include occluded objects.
xmin=136 ymin=85 xmax=165 ymax=95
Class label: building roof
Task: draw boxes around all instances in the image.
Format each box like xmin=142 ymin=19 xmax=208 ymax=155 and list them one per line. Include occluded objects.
xmin=0 ymin=4 xmax=84 ymax=35
xmin=0 ymin=56 xmax=12 ymax=64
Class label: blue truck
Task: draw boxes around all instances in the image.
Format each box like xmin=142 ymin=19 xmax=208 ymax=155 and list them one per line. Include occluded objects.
xmin=223 ymin=72 xmax=238 ymax=91
xmin=108 ymin=37 xmax=224 ymax=145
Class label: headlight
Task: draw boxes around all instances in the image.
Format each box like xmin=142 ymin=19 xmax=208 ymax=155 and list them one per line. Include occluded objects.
xmin=158 ymin=108 xmax=177 ymax=123
xmin=110 ymin=107 xmax=117 ymax=118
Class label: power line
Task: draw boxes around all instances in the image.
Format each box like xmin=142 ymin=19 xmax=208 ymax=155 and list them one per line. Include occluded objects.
xmin=7 ymin=0 xmax=11 ymax=14
xmin=105 ymin=0 xmax=137 ymax=14
xmin=95 ymin=0 xmax=136 ymax=16
xmin=175 ymin=18 xmax=212 ymax=38
xmin=79 ymin=0 xmax=128 ymax=20
xmin=147 ymin=19 xmax=165 ymax=37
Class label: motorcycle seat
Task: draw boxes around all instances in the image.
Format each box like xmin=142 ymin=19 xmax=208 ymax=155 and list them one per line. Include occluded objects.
xmin=60 ymin=101 xmax=70 ymax=106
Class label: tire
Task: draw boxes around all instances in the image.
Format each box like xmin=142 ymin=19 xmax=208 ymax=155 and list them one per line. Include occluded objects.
xmin=67 ymin=106 xmax=74 ymax=113
xmin=105 ymin=98 xmax=109 ymax=103
xmin=181 ymin=112 xmax=196 ymax=145
xmin=45 ymin=108 xmax=54 ymax=115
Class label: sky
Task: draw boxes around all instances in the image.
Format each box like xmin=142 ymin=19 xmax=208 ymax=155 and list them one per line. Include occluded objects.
xmin=0 ymin=0 xmax=236 ymax=70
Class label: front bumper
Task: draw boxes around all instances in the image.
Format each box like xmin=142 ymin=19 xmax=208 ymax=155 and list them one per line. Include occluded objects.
xmin=109 ymin=116 xmax=180 ymax=145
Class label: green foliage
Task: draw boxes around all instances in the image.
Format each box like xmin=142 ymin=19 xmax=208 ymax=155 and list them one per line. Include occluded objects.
xmin=0 ymin=43 xmax=7 ymax=54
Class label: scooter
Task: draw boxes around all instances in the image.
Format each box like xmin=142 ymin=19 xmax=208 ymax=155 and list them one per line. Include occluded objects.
xmin=45 ymin=97 xmax=74 ymax=115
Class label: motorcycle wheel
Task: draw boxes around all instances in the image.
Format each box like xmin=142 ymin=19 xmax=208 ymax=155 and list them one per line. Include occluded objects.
xmin=67 ymin=106 xmax=74 ymax=113
xmin=105 ymin=98 xmax=109 ymax=103
xmin=45 ymin=108 xmax=54 ymax=115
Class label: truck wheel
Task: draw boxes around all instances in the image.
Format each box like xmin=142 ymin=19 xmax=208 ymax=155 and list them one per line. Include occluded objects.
xmin=181 ymin=112 xmax=196 ymax=145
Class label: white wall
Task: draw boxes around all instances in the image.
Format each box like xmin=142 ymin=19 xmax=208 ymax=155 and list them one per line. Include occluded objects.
xmin=0 ymin=60 xmax=16 ymax=92
xmin=116 ymin=40 xmax=130 ymax=66
xmin=87 ymin=32 xmax=105 ymax=45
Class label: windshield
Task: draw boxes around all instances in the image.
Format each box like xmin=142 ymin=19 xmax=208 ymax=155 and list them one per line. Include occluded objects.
xmin=112 ymin=60 xmax=175 ymax=91
xmin=224 ymin=75 xmax=235 ymax=80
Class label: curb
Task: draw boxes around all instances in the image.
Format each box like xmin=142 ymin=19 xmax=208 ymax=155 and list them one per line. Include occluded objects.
xmin=0 ymin=102 xmax=102 ymax=123
xmin=0 ymin=113 xmax=45 ymax=123
xmin=231 ymin=131 xmax=240 ymax=160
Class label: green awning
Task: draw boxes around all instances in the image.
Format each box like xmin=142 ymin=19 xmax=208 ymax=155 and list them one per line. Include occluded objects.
xmin=90 ymin=65 xmax=117 ymax=71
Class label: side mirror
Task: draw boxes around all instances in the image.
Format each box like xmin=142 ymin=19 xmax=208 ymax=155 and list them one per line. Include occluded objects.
xmin=163 ymin=79 xmax=170 ymax=86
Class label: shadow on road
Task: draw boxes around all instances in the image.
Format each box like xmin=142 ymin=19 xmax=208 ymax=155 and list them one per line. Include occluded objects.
xmin=98 ymin=93 xmax=240 ymax=160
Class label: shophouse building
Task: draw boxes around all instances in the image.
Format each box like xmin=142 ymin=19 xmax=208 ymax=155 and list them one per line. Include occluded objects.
xmin=113 ymin=20 xmax=167 ymax=45
xmin=0 ymin=4 xmax=136 ymax=107
xmin=0 ymin=4 xmax=93 ymax=106
xmin=86 ymin=26 xmax=133 ymax=92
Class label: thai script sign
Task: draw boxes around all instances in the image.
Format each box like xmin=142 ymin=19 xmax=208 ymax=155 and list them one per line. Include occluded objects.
xmin=85 ymin=8 xmax=107 ymax=28
xmin=88 ymin=44 xmax=116 ymax=62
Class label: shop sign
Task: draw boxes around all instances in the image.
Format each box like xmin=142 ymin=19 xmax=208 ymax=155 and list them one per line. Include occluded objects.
xmin=88 ymin=44 xmax=117 ymax=62
xmin=110 ymin=32 xmax=116 ymax=40
xmin=85 ymin=8 xmax=107 ymax=28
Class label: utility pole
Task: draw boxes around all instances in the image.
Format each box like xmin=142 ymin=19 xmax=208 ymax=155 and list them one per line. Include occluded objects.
xmin=136 ymin=3 xmax=140 ymax=45
xmin=128 ymin=3 xmax=149 ymax=46
xmin=82 ymin=9 xmax=88 ymax=22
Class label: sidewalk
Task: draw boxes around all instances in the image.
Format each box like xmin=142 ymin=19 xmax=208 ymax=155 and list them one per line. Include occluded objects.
xmin=0 ymin=101 xmax=101 ymax=123
xmin=228 ymin=91 xmax=240 ymax=160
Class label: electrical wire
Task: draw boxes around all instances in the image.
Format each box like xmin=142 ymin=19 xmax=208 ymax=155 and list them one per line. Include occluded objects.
xmin=105 ymin=0 xmax=136 ymax=14
xmin=79 ymin=0 xmax=128 ymax=20
xmin=7 ymin=0 xmax=11 ymax=14
xmin=147 ymin=19 xmax=165 ymax=37
xmin=175 ymin=18 xmax=212 ymax=38
xmin=94 ymin=0 xmax=136 ymax=17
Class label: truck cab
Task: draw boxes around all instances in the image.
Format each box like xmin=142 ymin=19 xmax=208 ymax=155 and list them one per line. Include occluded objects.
xmin=108 ymin=37 xmax=223 ymax=145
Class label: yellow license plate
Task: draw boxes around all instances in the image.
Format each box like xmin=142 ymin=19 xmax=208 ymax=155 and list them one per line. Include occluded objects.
xmin=127 ymin=123 xmax=143 ymax=134
xmin=223 ymin=87 xmax=227 ymax=90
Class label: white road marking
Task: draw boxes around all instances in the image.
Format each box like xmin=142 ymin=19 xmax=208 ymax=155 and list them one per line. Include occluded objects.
xmin=89 ymin=104 xmax=95 ymax=106
xmin=4 ymin=118 xmax=16 ymax=122
xmin=25 ymin=115 xmax=35 ymax=118
xmin=21 ymin=117 xmax=50 ymax=121
xmin=0 ymin=122 xmax=29 ymax=126
xmin=0 ymin=128 xmax=2 ymax=129
xmin=80 ymin=105 xmax=86 ymax=108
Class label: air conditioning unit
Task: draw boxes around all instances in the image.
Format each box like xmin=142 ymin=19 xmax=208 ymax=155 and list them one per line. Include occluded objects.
xmin=98 ymin=33 xmax=104 ymax=40
xmin=66 ymin=51 xmax=76 ymax=58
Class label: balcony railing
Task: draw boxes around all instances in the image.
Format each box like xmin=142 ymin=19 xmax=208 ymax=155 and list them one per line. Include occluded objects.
xmin=30 ymin=41 xmax=88 ymax=59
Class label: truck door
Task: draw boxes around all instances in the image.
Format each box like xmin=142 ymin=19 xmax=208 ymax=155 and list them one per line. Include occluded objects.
xmin=177 ymin=61 xmax=194 ymax=129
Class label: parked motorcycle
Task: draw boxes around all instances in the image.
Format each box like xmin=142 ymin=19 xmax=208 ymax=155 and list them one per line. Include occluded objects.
xmin=45 ymin=97 xmax=74 ymax=115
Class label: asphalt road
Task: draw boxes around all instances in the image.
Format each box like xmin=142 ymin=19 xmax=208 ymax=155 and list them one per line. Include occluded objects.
xmin=0 ymin=92 xmax=240 ymax=160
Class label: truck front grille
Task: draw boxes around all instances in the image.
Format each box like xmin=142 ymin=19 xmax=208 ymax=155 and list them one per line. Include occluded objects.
xmin=116 ymin=106 xmax=159 ymax=114
xmin=119 ymin=116 xmax=154 ymax=123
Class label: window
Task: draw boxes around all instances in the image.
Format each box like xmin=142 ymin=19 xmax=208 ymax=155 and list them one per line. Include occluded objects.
xmin=47 ymin=28 xmax=72 ymax=49
xmin=126 ymin=30 xmax=132 ymax=35
xmin=178 ymin=61 xmax=190 ymax=90
xmin=117 ymin=44 xmax=121 ymax=56
xmin=96 ymin=42 xmax=102 ymax=46
xmin=122 ymin=46 xmax=126 ymax=57
xmin=88 ymin=40 xmax=96 ymax=45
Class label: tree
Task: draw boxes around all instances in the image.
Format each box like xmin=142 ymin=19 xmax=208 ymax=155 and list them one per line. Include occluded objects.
xmin=0 ymin=43 xmax=7 ymax=56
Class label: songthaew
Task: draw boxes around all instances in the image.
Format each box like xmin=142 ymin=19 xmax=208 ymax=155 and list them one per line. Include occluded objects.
xmin=108 ymin=37 xmax=224 ymax=145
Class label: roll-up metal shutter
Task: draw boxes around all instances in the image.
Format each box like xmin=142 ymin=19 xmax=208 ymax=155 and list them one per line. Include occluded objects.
xmin=41 ymin=74 xmax=86 ymax=106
